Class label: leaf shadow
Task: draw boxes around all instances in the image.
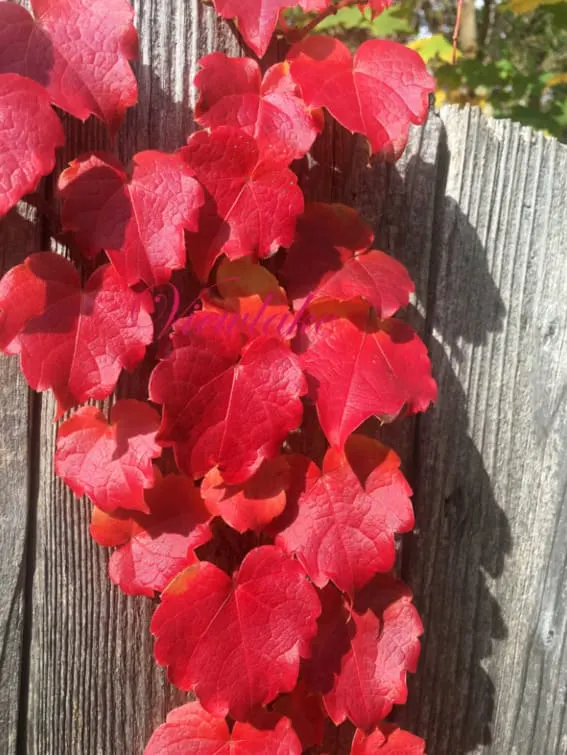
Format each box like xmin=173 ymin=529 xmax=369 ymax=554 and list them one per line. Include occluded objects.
xmin=298 ymin=111 xmax=512 ymax=754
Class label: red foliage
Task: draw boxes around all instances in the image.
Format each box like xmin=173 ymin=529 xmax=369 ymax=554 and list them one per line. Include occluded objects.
xmin=0 ymin=0 xmax=138 ymax=131
xmin=210 ymin=0 xmax=328 ymax=57
xmin=0 ymin=74 xmax=63 ymax=217
xmin=144 ymin=701 xmax=302 ymax=754
xmin=0 ymin=253 xmax=153 ymax=414
xmin=195 ymin=54 xmax=322 ymax=167
xmin=90 ymin=470 xmax=212 ymax=595
xmin=0 ymin=2 xmax=438 ymax=750
xmin=55 ymin=400 xmax=161 ymax=513
xmin=275 ymin=435 xmax=414 ymax=594
xmin=151 ymin=546 xmax=321 ymax=719
xmin=303 ymin=577 xmax=423 ymax=731
xmin=59 ymin=151 xmax=204 ymax=286
xmin=288 ymin=36 xmax=434 ymax=158
xmin=350 ymin=724 xmax=426 ymax=754
xmin=181 ymin=127 xmax=304 ymax=280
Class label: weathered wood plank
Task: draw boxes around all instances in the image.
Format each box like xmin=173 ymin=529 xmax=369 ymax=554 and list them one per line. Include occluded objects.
xmin=0 ymin=200 xmax=40 ymax=754
xmin=387 ymin=108 xmax=567 ymax=754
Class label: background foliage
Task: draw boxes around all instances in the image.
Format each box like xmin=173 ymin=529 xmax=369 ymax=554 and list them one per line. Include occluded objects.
xmin=287 ymin=0 xmax=567 ymax=140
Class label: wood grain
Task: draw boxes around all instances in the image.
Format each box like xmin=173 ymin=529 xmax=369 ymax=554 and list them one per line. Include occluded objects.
xmin=0 ymin=0 xmax=566 ymax=752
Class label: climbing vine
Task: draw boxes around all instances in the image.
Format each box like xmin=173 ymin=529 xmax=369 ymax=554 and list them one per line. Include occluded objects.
xmin=0 ymin=0 xmax=436 ymax=751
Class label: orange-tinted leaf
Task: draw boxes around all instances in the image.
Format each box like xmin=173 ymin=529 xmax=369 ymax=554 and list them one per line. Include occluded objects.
xmin=145 ymin=701 xmax=302 ymax=754
xmin=276 ymin=435 xmax=414 ymax=594
xmin=303 ymin=577 xmax=422 ymax=731
xmin=201 ymin=456 xmax=290 ymax=533
xmin=90 ymin=471 xmax=212 ymax=596
xmin=351 ymin=723 xmax=426 ymax=754
xmin=0 ymin=0 xmax=138 ymax=131
xmin=0 ymin=253 xmax=153 ymax=414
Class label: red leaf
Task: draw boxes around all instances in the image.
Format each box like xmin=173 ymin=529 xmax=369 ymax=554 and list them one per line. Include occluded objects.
xmin=58 ymin=151 xmax=204 ymax=286
xmin=0 ymin=253 xmax=153 ymax=414
xmin=288 ymin=36 xmax=434 ymax=158
xmin=201 ymin=456 xmax=290 ymax=533
xmin=303 ymin=577 xmax=422 ymax=731
xmin=181 ymin=127 xmax=304 ymax=280
xmin=211 ymin=0 xmax=327 ymax=58
xmin=203 ymin=258 xmax=296 ymax=342
xmin=351 ymin=724 xmax=426 ymax=754
xmin=0 ymin=74 xmax=63 ymax=217
xmin=276 ymin=435 xmax=414 ymax=594
xmin=297 ymin=312 xmax=437 ymax=448
xmin=150 ymin=320 xmax=306 ymax=484
xmin=0 ymin=0 xmax=138 ymax=131
xmin=281 ymin=203 xmax=413 ymax=317
xmin=151 ymin=545 xmax=321 ymax=719
xmin=55 ymin=400 xmax=162 ymax=514
xmin=145 ymin=701 xmax=301 ymax=754
xmin=271 ymin=681 xmax=326 ymax=750
xmin=195 ymin=53 xmax=321 ymax=167
xmin=90 ymin=470 xmax=212 ymax=596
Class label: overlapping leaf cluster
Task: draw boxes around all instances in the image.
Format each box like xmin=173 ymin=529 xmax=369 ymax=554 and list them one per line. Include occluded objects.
xmin=0 ymin=0 xmax=437 ymax=751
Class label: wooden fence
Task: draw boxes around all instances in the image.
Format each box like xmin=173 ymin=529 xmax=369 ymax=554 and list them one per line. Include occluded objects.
xmin=1 ymin=1 xmax=566 ymax=753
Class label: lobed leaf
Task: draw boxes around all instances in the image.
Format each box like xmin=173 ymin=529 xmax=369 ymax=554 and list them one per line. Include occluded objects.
xmin=55 ymin=400 xmax=161 ymax=514
xmin=276 ymin=434 xmax=414 ymax=594
xmin=0 ymin=253 xmax=153 ymax=414
xmin=151 ymin=546 xmax=321 ymax=719
xmin=90 ymin=470 xmax=212 ymax=596
xmin=59 ymin=151 xmax=204 ymax=286
xmin=195 ymin=53 xmax=322 ymax=167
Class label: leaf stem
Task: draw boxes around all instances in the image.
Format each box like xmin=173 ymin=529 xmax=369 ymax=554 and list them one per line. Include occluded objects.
xmin=288 ymin=0 xmax=369 ymax=43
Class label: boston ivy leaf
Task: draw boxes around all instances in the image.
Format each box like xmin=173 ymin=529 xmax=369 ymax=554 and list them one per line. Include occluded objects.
xmin=297 ymin=310 xmax=437 ymax=448
xmin=211 ymin=0 xmax=328 ymax=58
xmin=351 ymin=724 xmax=426 ymax=754
xmin=145 ymin=701 xmax=301 ymax=754
xmin=203 ymin=258 xmax=296 ymax=341
xmin=303 ymin=577 xmax=422 ymax=731
xmin=271 ymin=681 xmax=326 ymax=750
xmin=281 ymin=203 xmax=413 ymax=316
xmin=55 ymin=400 xmax=162 ymax=514
xmin=151 ymin=546 xmax=321 ymax=719
xmin=181 ymin=127 xmax=304 ymax=280
xmin=276 ymin=434 xmax=414 ymax=594
xmin=202 ymin=456 xmax=291 ymax=533
xmin=0 ymin=0 xmax=138 ymax=131
xmin=90 ymin=470 xmax=212 ymax=596
xmin=0 ymin=73 xmax=63 ymax=217
xmin=0 ymin=253 xmax=153 ymax=414
xmin=288 ymin=36 xmax=434 ymax=158
xmin=59 ymin=151 xmax=204 ymax=286
xmin=150 ymin=323 xmax=306 ymax=484
xmin=195 ymin=53 xmax=322 ymax=167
